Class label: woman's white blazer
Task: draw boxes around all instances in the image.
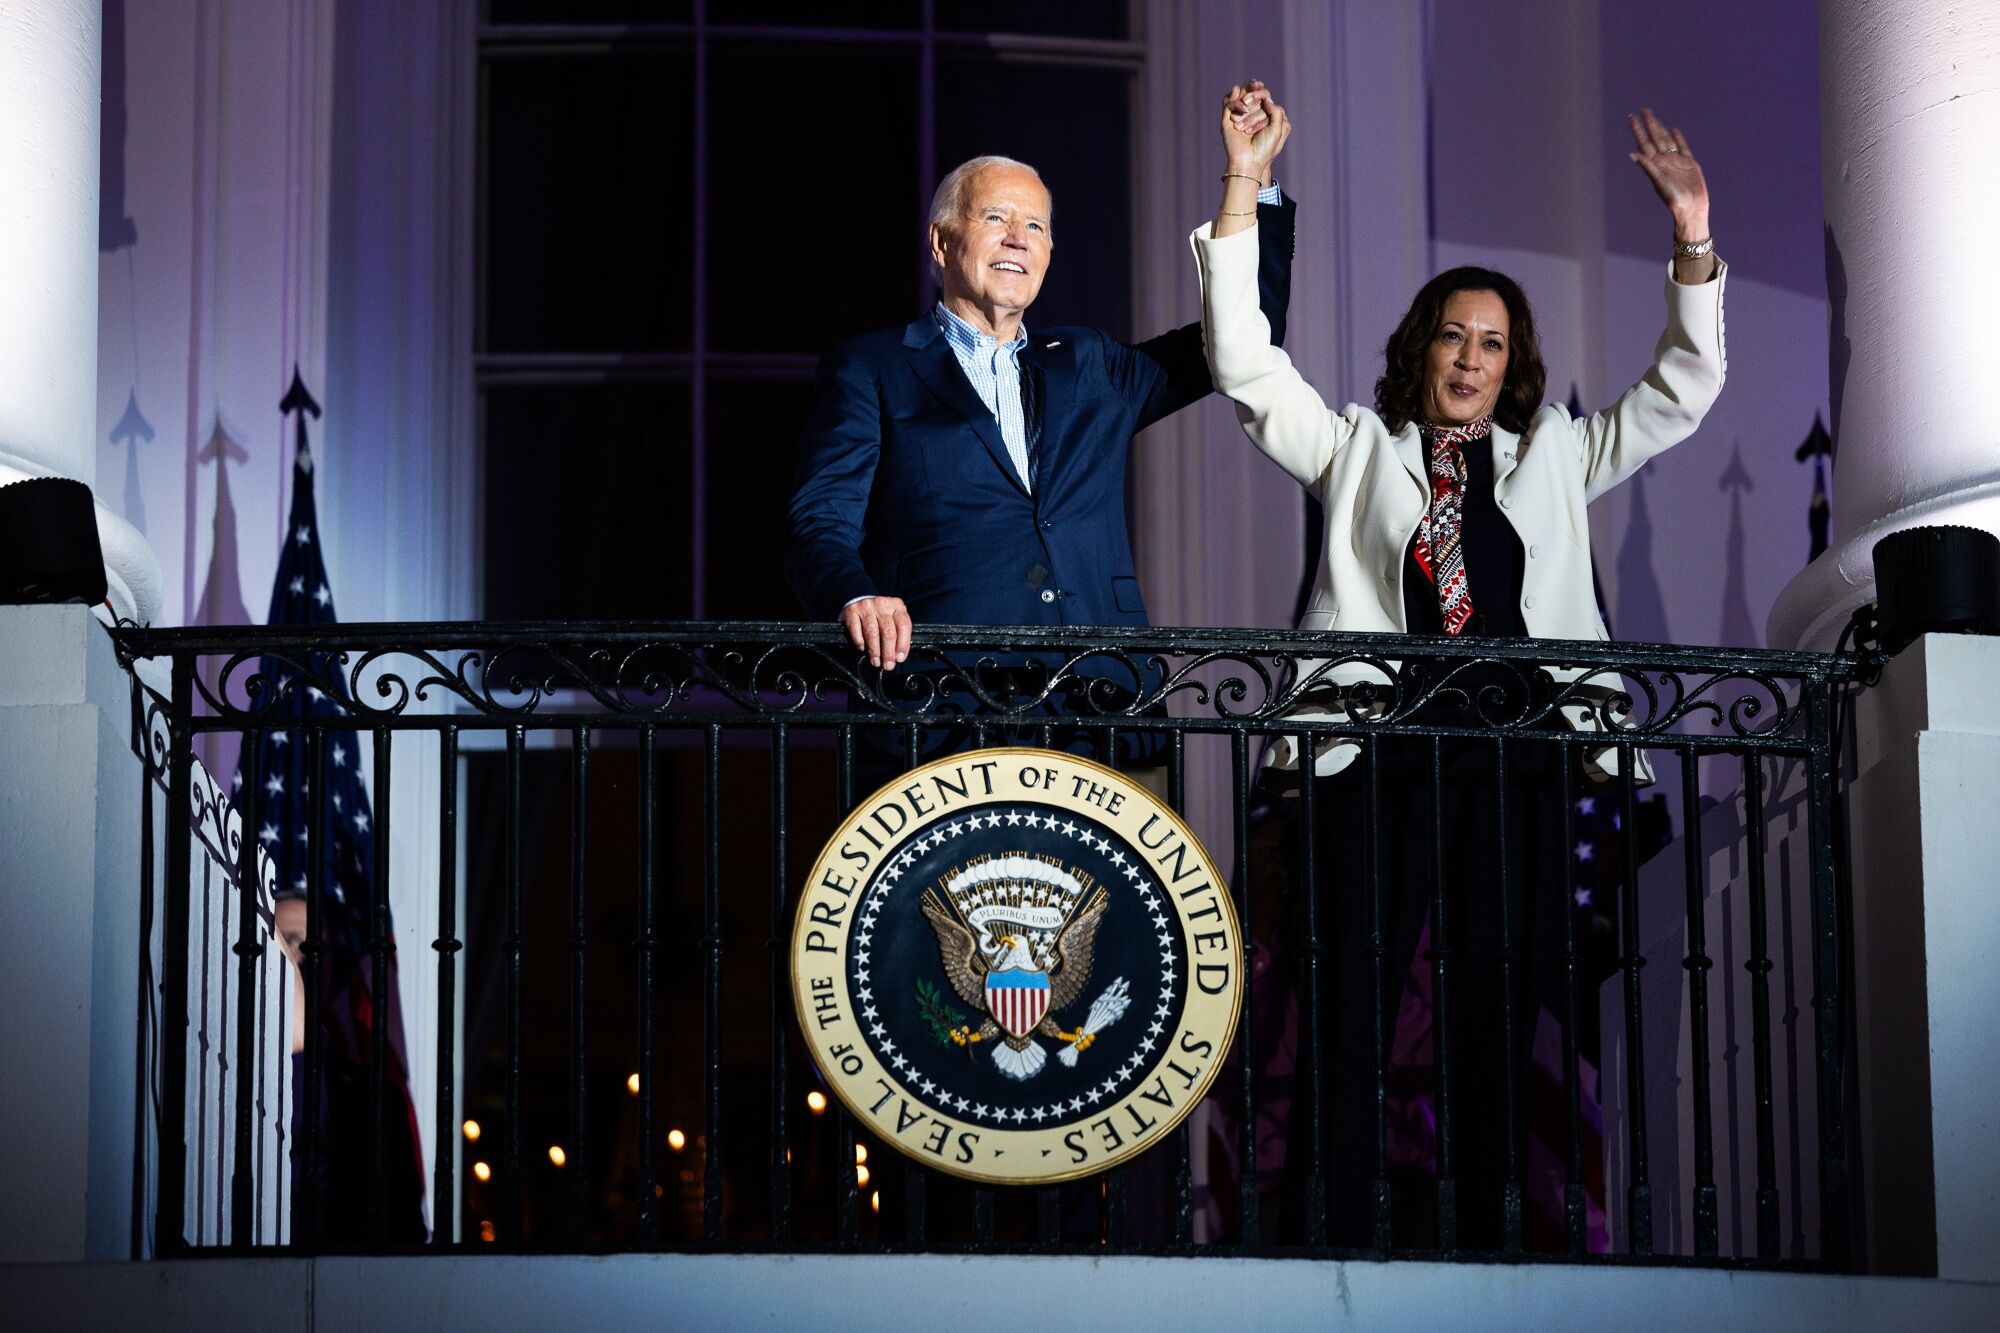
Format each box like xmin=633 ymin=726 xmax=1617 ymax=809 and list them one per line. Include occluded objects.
xmin=1190 ymin=221 xmax=1728 ymax=779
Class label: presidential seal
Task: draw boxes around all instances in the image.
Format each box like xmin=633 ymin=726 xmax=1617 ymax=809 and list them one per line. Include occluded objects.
xmin=790 ymin=749 xmax=1242 ymax=1186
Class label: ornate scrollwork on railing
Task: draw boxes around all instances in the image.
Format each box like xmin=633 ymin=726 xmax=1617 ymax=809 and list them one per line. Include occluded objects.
xmin=129 ymin=679 xmax=277 ymax=922
xmin=110 ymin=623 xmax=1840 ymax=747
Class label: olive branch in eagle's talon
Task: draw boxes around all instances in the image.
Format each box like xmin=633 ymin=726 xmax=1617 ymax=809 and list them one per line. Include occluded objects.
xmin=916 ymin=978 xmax=985 ymax=1049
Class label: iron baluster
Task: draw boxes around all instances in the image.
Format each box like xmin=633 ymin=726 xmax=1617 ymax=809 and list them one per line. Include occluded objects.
xmin=1743 ymin=752 xmax=1781 ymax=1259
xmin=1298 ymin=738 xmax=1327 ymax=1248
xmin=367 ymin=727 xmax=393 ymax=1246
xmin=503 ymin=725 xmax=525 ymax=1244
xmin=635 ymin=725 xmax=659 ymax=1245
xmin=433 ymin=725 xmax=461 ymax=1247
xmin=158 ymin=653 xmax=194 ymax=1255
xmin=229 ymin=725 xmax=262 ymax=1248
xmin=703 ymin=723 xmax=724 ymax=1244
xmin=568 ymin=725 xmax=591 ymax=1247
xmin=769 ymin=723 xmax=793 ymax=1244
xmin=1429 ymin=737 xmax=1456 ymax=1252
xmin=1619 ymin=756 xmax=1652 ymax=1255
xmin=1494 ymin=736 xmax=1522 ymax=1254
xmin=1680 ymin=743 xmax=1719 ymax=1258
xmin=1558 ymin=746 xmax=1586 ymax=1255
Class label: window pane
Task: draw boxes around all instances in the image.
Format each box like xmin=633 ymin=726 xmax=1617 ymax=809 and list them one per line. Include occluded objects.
xmin=720 ymin=1 xmax=920 ymax=29
xmin=935 ymin=56 xmax=1132 ymax=337
xmin=706 ymin=45 xmax=920 ymax=352
xmin=935 ymin=1 xmax=1127 ymax=40
xmin=483 ymin=384 xmax=694 ymax=620
xmin=703 ymin=379 xmax=813 ymax=619
xmin=488 ymin=0 xmax=693 ymax=22
xmin=484 ymin=52 xmax=694 ymax=353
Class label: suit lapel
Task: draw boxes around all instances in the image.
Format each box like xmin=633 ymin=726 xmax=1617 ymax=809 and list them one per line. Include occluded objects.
xmin=1393 ymin=421 xmax=1428 ymax=499
xmin=1490 ymin=423 xmax=1522 ymax=495
xmin=903 ymin=315 xmax=1029 ymax=497
xmin=1019 ymin=334 xmax=1074 ymax=485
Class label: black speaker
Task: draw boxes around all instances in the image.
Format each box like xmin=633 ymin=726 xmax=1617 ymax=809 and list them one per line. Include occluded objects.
xmin=0 ymin=477 xmax=108 ymax=607
xmin=1872 ymin=524 xmax=2000 ymax=654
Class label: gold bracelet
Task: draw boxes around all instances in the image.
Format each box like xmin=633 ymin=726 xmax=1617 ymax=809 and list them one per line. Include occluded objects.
xmin=1218 ymin=207 xmax=1257 ymax=216
xmin=1221 ymin=172 xmax=1265 ymax=187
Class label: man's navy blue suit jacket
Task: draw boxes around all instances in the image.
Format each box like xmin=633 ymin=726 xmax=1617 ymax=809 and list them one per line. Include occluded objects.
xmin=784 ymin=198 xmax=1297 ymax=632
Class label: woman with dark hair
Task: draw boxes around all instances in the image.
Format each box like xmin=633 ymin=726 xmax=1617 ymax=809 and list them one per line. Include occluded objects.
xmin=1197 ymin=92 xmax=1725 ymax=1248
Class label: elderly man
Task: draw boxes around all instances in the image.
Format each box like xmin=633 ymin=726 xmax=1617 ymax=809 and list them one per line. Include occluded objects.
xmin=785 ymin=86 xmax=1296 ymax=681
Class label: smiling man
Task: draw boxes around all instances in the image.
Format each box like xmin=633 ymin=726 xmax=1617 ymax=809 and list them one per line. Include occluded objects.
xmin=786 ymin=98 xmax=1295 ymax=675
xmin=783 ymin=90 xmax=1295 ymax=790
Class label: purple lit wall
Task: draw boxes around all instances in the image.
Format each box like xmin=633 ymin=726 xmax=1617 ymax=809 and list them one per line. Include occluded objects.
xmin=1425 ymin=0 xmax=1828 ymax=651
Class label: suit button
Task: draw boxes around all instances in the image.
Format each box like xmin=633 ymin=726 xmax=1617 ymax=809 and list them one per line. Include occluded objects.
xmin=1040 ymin=589 xmax=1056 ymax=604
xmin=1499 ymin=497 xmax=1514 ymax=509
xmin=1529 ymin=543 xmax=1540 ymax=558
xmin=1524 ymin=594 xmax=1538 ymax=610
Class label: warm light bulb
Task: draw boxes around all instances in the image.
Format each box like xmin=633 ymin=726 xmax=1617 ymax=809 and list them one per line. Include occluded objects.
xmin=478 ymin=1219 xmax=496 ymax=1243
xmin=472 ymin=1160 xmax=491 ymax=1182
xmin=462 ymin=1119 xmax=482 ymax=1142
xmin=856 ymin=1164 xmax=871 ymax=1187
xmin=870 ymin=1191 xmax=881 ymax=1214
xmin=548 ymin=1144 xmax=567 ymax=1167
xmin=627 ymin=1072 xmax=641 ymax=1096
xmin=667 ymin=1128 xmax=687 ymax=1151
xmin=806 ymin=1090 xmax=827 ymax=1115
xmin=855 ymin=1144 xmax=868 ymax=1164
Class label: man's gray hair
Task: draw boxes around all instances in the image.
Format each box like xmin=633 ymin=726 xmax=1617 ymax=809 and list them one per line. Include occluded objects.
xmin=927 ymin=155 xmax=1049 ymax=274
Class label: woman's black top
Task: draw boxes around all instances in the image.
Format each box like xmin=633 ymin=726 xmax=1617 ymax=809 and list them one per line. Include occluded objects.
xmin=1401 ymin=432 xmax=1528 ymax=639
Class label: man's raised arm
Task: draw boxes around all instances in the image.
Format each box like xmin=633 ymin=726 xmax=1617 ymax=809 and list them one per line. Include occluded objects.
xmin=1113 ymin=80 xmax=1298 ymax=430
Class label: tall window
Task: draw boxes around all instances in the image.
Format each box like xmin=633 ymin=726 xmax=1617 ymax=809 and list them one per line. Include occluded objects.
xmin=475 ymin=2 xmax=1138 ymax=623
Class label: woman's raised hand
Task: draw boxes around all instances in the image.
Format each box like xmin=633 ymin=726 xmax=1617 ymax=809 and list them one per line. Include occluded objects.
xmin=1222 ymin=81 xmax=1290 ymax=185
xmin=1627 ymin=107 xmax=1710 ymax=242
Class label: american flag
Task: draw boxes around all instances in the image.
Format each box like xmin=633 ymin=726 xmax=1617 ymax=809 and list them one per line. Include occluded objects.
xmin=234 ymin=370 xmax=426 ymax=1241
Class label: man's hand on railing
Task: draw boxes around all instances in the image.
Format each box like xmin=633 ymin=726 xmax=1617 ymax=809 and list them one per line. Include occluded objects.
xmin=840 ymin=595 xmax=912 ymax=670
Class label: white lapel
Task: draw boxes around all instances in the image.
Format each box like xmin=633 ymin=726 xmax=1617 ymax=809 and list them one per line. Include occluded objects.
xmin=1392 ymin=422 xmax=1428 ymax=499
xmin=1490 ymin=422 xmax=1522 ymax=494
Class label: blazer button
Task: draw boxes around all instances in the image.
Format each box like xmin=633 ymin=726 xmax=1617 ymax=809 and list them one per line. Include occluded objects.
xmin=1040 ymin=589 xmax=1056 ymax=604
xmin=1529 ymin=543 xmax=1540 ymax=558
xmin=1499 ymin=497 xmax=1514 ymax=509
xmin=1523 ymin=594 xmax=1538 ymax=610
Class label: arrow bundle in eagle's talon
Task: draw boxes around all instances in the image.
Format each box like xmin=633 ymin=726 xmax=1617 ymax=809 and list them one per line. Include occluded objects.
xmin=1058 ymin=977 xmax=1131 ymax=1067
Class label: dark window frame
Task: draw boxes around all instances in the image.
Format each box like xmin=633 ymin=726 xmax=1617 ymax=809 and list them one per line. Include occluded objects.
xmin=473 ymin=2 xmax=1142 ymax=620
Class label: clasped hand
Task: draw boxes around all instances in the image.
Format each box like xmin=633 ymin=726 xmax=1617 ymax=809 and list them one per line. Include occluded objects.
xmin=1220 ymin=80 xmax=1289 ymax=183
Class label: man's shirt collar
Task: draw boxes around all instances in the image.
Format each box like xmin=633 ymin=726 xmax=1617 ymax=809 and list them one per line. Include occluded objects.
xmin=933 ymin=301 xmax=1028 ymax=355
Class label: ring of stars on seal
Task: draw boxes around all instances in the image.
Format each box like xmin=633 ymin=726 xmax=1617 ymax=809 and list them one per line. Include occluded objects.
xmin=790 ymin=748 xmax=1243 ymax=1186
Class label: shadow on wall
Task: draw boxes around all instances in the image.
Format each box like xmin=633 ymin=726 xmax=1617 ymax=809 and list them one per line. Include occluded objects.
xmin=1717 ymin=442 xmax=1759 ymax=648
xmin=99 ymin=0 xmax=138 ymax=253
xmin=102 ymin=0 xmax=152 ymax=540
xmin=1824 ymin=225 xmax=1849 ymax=460
xmin=192 ymin=420 xmax=252 ymax=785
xmin=1615 ymin=465 xmax=1671 ymax=644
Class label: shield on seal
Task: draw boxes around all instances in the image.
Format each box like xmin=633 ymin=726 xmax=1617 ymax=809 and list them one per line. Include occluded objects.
xmin=984 ymin=969 xmax=1050 ymax=1040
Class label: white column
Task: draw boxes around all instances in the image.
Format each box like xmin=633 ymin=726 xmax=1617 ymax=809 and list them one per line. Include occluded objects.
xmin=0 ymin=0 xmax=101 ymax=489
xmin=1768 ymin=2 xmax=2000 ymax=650
xmin=0 ymin=4 xmax=150 ymax=1263
xmin=1843 ymin=634 xmax=2000 ymax=1280
xmin=0 ymin=0 xmax=159 ymax=623
xmin=1767 ymin=2 xmax=2000 ymax=1282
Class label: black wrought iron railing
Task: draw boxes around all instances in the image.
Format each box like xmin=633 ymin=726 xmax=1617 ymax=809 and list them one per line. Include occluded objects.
xmin=109 ymin=620 xmax=1867 ymax=1267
